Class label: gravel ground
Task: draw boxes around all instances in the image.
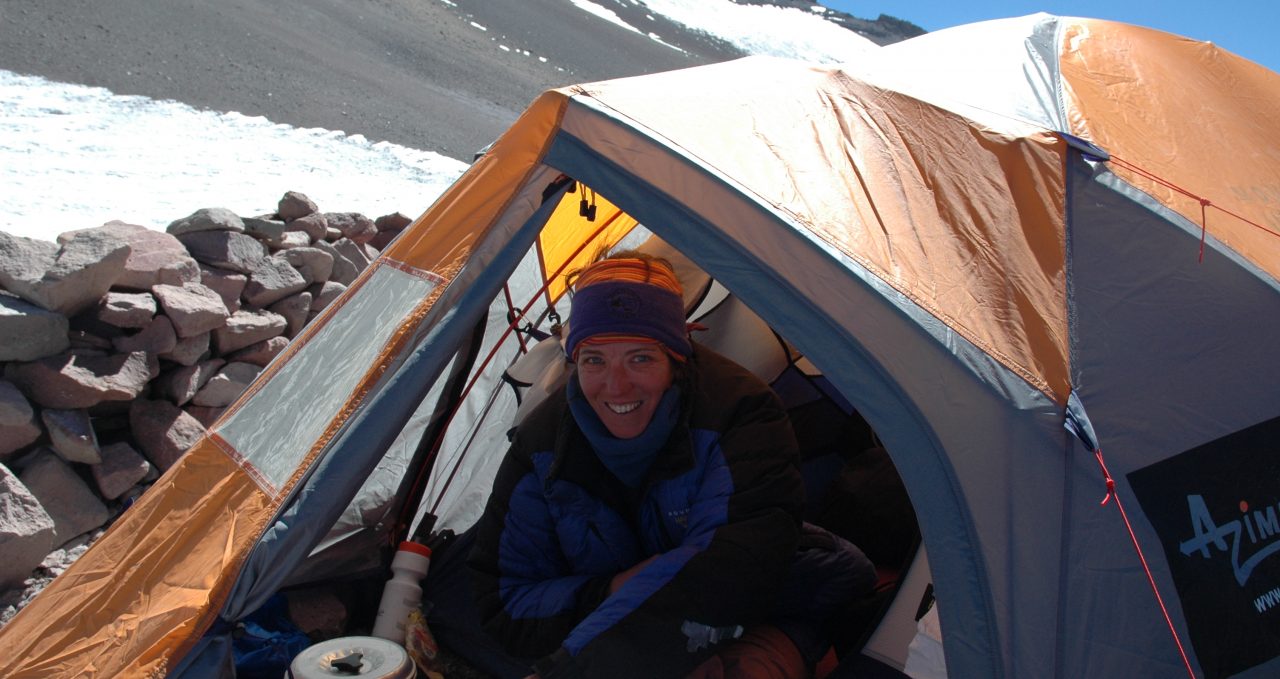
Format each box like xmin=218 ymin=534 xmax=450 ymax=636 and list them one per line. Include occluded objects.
xmin=0 ymin=0 xmax=742 ymax=161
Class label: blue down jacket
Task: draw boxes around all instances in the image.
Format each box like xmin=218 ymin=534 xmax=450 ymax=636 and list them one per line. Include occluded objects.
xmin=469 ymin=344 xmax=872 ymax=678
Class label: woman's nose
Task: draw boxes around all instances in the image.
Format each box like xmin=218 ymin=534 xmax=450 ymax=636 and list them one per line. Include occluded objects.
xmin=604 ymin=363 xmax=631 ymax=391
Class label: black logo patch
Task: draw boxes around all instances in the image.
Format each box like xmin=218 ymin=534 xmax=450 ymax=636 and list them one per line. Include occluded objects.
xmin=1127 ymin=414 xmax=1280 ymax=679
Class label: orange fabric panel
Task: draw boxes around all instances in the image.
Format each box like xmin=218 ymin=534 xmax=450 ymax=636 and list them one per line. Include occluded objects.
xmin=576 ymin=61 xmax=1071 ymax=400
xmin=539 ymin=189 xmax=639 ymax=300
xmin=385 ymin=92 xmax=568 ymax=274
xmin=0 ymin=439 xmax=275 ymax=678
xmin=1061 ymin=19 xmax=1280 ymax=280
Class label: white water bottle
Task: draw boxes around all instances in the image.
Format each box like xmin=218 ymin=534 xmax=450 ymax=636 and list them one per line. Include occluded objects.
xmin=370 ymin=541 xmax=432 ymax=644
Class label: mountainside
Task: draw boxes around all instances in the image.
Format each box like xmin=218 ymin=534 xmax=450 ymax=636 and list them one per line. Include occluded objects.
xmin=0 ymin=0 xmax=921 ymax=162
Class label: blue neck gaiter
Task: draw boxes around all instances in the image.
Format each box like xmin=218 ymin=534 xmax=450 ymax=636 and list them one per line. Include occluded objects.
xmin=567 ymin=376 xmax=682 ymax=488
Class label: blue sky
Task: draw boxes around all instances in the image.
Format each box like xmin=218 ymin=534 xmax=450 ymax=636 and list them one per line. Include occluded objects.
xmin=824 ymin=2 xmax=1280 ymax=74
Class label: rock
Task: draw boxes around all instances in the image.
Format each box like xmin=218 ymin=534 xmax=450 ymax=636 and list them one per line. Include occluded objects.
xmin=156 ymin=358 xmax=225 ymax=406
xmin=198 ymin=264 xmax=247 ymax=314
xmin=276 ymin=231 xmax=312 ymax=250
xmin=227 ymin=336 xmax=289 ymax=367
xmin=243 ymin=216 xmax=289 ymax=248
xmin=68 ymin=329 xmax=114 ymax=351
xmin=375 ymin=212 xmax=413 ymax=233
xmin=128 ymin=399 xmax=205 ymax=471
xmin=0 ymin=230 xmax=130 ymax=315
xmin=281 ymin=247 xmax=334 ymax=286
xmin=60 ymin=221 xmax=199 ymax=289
xmin=111 ymin=315 xmax=178 ymax=355
xmin=0 ymin=464 xmax=56 ymax=589
xmin=307 ymin=281 xmax=346 ymax=314
xmin=91 ymin=442 xmax=152 ymax=501
xmin=370 ymin=212 xmax=411 ymax=250
xmin=285 ymin=213 xmax=328 ymax=243
xmin=165 ymin=207 xmax=245 ymax=235
xmin=6 ymin=351 xmax=159 ymax=409
xmin=335 ymin=237 xmax=371 ymax=269
xmin=175 ymin=230 xmax=267 ymax=274
xmin=96 ymin=291 xmax=156 ymax=329
xmin=153 ymin=282 xmax=230 ymax=337
xmin=18 ymin=451 xmax=112 ymax=544
xmin=278 ymin=191 xmax=318 ymax=222
xmin=0 ymin=294 xmax=69 ymax=362
xmin=0 ymin=380 xmax=42 ymax=459
xmin=313 ymin=240 xmax=359 ymax=286
xmin=160 ymin=332 xmax=211 ymax=367
xmin=242 ymin=256 xmax=307 ymax=308
xmin=40 ymin=409 xmax=100 ymax=464
xmin=213 ymin=309 xmax=287 ymax=354
xmin=192 ymin=362 xmax=262 ymax=407
xmin=324 ymin=212 xmax=377 ymax=245
xmin=183 ymin=405 xmax=225 ymax=428
xmin=267 ymin=291 xmax=312 ymax=338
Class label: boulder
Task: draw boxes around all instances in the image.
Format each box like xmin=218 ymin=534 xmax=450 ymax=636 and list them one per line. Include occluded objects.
xmin=96 ymin=291 xmax=156 ymax=329
xmin=0 ymin=380 xmax=42 ymax=458
xmin=68 ymin=328 xmax=114 ymax=352
xmin=277 ymin=191 xmax=318 ymax=222
xmin=324 ymin=212 xmax=377 ymax=245
xmin=60 ymin=221 xmax=199 ymax=289
xmin=91 ymin=442 xmax=152 ymax=500
xmin=227 ymin=336 xmax=289 ymax=367
xmin=156 ymin=358 xmax=225 ymax=406
xmin=18 ymin=450 xmax=111 ymax=544
xmin=128 ymin=399 xmax=205 ymax=471
xmin=0 ymin=293 xmax=69 ymax=361
xmin=183 ymin=405 xmax=225 ymax=428
xmin=243 ymin=216 xmax=289 ymax=248
xmin=281 ymin=247 xmax=334 ymax=286
xmin=307 ymin=281 xmax=347 ymax=315
xmin=160 ymin=332 xmax=211 ymax=367
xmin=0 ymin=230 xmax=130 ymax=315
xmin=41 ymin=408 xmax=101 ymax=464
xmin=5 ymin=350 xmax=159 ymax=409
xmin=165 ymin=207 xmax=245 ymax=236
xmin=370 ymin=212 xmax=412 ymax=250
xmin=192 ymin=361 xmax=263 ymax=407
xmin=198 ymin=264 xmax=247 ymax=314
xmin=213 ymin=309 xmax=287 ymax=354
xmin=285 ymin=213 xmax=327 ymax=242
xmin=375 ymin=212 xmax=413 ymax=233
xmin=111 ymin=314 xmax=178 ymax=355
xmin=153 ymin=282 xmax=230 ymax=337
xmin=175 ymin=230 xmax=267 ymax=274
xmin=0 ymin=464 xmax=56 ymax=589
xmin=242 ymin=256 xmax=307 ymax=308
xmin=313 ymin=240 xmax=359 ymax=286
xmin=276 ymin=231 xmax=312 ymax=250
xmin=267 ymin=291 xmax=312 ymax=338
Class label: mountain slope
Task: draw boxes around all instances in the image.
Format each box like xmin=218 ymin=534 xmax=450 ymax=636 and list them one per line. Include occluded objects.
xmin=0 ymin=0 xmax=919 ymax=161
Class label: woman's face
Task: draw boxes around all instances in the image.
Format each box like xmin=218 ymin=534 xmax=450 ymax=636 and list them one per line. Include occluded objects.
xmin=575 ymin=341 xmax=675 ymax=439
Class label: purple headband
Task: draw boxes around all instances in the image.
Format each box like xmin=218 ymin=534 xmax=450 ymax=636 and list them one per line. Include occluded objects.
xmin=565 ymin=280 xmax=692 ymax=360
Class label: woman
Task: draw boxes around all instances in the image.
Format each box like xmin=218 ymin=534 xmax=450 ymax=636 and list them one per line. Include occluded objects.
xmin=468 ymin=252 xmax=873 ymax=678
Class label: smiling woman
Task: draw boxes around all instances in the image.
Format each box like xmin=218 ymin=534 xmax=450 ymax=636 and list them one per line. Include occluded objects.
xmin=465 ymin=251 xmax=878 ymax=678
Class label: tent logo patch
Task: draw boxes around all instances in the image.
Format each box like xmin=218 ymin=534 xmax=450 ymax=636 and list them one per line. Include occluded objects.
xmin=1128 ymin=414 xmax=1280 ymax=679
xmin=1179 ymin=494 xmax=1280 ymax=588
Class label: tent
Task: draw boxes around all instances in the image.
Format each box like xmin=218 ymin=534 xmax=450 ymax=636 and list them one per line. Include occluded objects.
xmin=3 ymin=12 xmax=1279 ymax=678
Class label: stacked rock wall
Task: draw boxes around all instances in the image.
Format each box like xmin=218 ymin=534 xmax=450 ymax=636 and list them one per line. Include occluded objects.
xmin=0 ymin=192 xmax=411 ymax=614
